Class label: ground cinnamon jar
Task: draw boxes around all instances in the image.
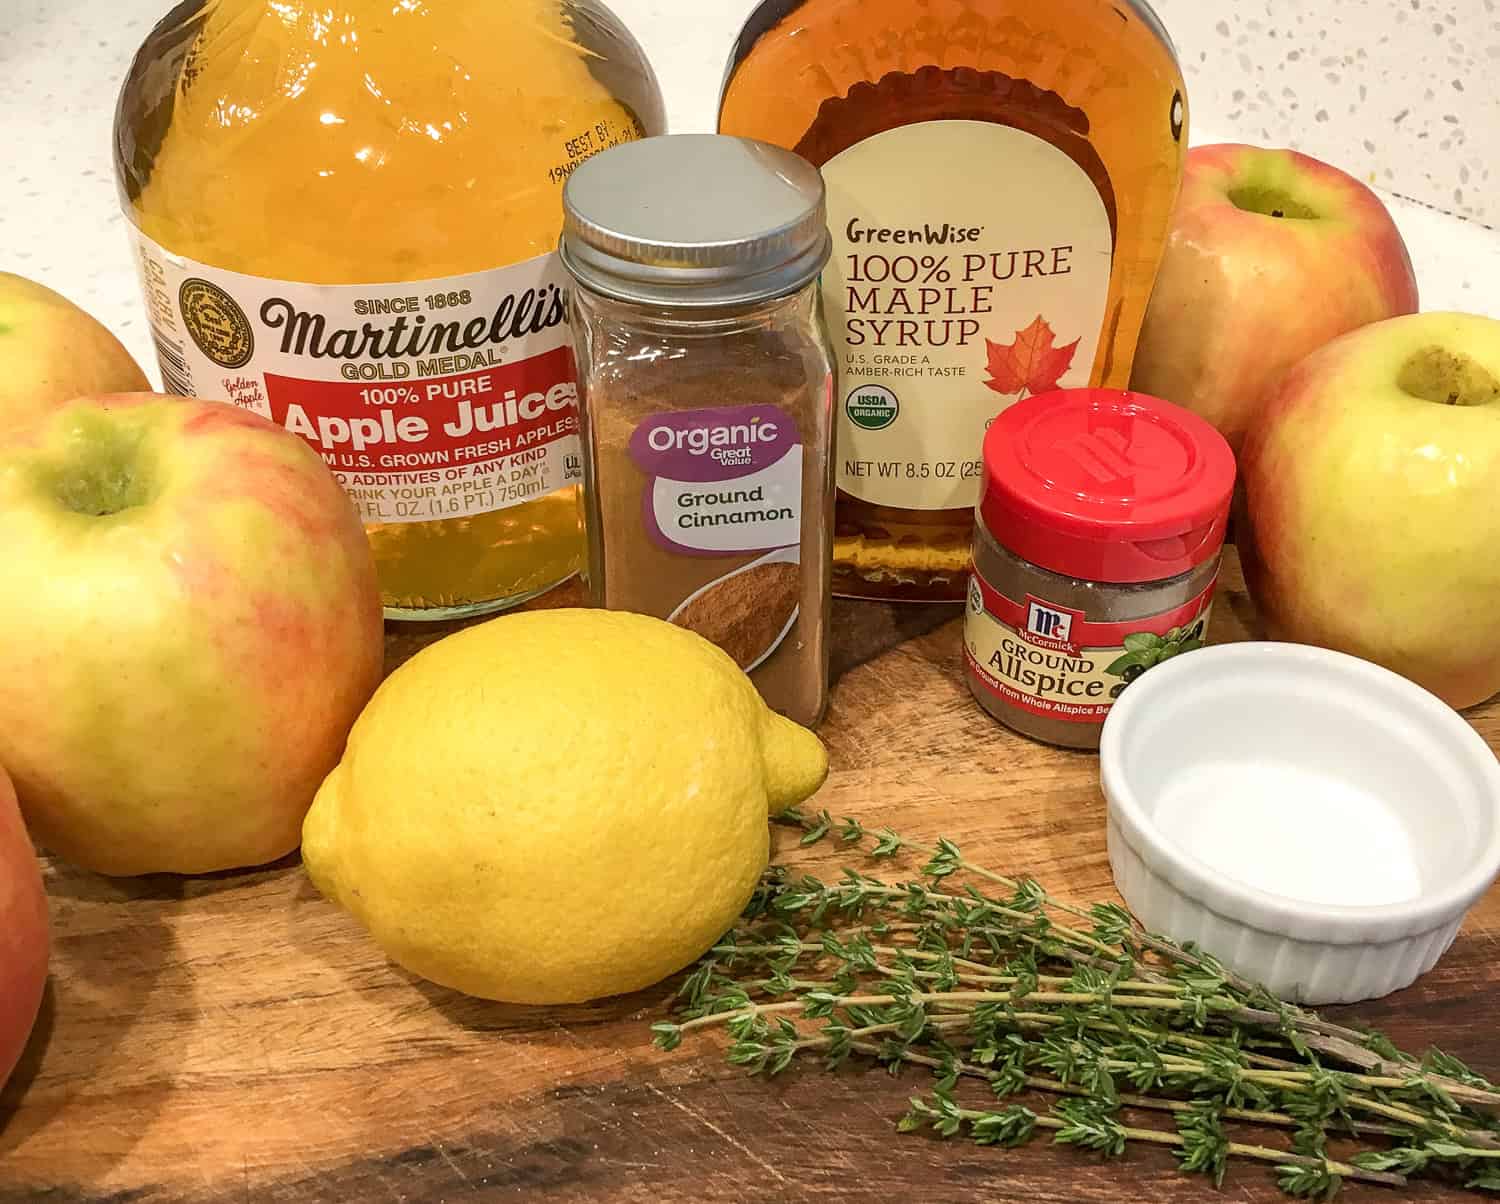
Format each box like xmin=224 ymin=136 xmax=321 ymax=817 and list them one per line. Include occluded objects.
xmin=561 ymin=135 xmax=835 ymax=726
xmin=964 ymin=389 xmax=1235 ymax=750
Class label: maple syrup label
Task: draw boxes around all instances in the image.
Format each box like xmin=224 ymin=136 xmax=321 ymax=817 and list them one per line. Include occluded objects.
xmin=128 ymin=229 xmax=583 ymax=526
xmin=963 ymin=571 xmax=1216 ymax=723
xmin=821 ymin=120 xmax=1113 ymax=511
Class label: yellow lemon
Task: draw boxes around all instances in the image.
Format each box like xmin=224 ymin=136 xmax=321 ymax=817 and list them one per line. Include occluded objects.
xmin=302 ymin=608 xmax=828 ymax=1004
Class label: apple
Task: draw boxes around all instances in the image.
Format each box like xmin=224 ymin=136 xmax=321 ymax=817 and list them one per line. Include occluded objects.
xmin=1131 ymin=143 xmax=1419 ymax=453
xmin=0 ymin=394 xmax=385 ymax=876
xmin=0 ymin=763 xmax=47 ymax=1091
xmin=1239 ymin=312 xmax=1500 ymax=709
xmin=0 ymin=274 xmax=150 ymax=431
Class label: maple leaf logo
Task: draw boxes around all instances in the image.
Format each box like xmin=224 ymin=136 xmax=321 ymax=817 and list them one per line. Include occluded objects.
xmin=984 ymin=315 xmax=1081 ymax=398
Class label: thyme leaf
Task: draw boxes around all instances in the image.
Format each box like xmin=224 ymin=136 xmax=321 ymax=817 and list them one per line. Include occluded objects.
xmin=654 ymin=809 xmax=1500 ymax=1198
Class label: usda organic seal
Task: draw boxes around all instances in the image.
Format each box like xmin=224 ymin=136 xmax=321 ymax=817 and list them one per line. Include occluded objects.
xmin=845 ymin=384 xmax=898 ymax=431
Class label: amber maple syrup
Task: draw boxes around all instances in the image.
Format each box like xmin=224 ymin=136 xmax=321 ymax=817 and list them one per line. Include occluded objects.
xmin=721 ymin=0 xmax=1186 ymax=602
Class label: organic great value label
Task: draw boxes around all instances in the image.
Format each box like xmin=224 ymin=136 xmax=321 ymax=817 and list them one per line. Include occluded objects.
xmin=822 ymin=119 xmax=1114 ymax=510
xmin=964 ymin=572 xmax=1217 ymax=723
xmin=128 ymin=231 xmax=583 ymax=525
xmin=629 ymin=404 xmax=802 ymax=556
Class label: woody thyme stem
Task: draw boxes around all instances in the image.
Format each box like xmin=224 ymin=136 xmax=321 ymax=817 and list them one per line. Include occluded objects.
xmin=654 ymin=807 xmax=1500 ymax=1198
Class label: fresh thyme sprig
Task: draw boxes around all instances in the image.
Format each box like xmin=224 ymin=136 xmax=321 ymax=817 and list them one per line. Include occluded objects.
xmin=653 ymin=808 xmax=1500 ymax=1198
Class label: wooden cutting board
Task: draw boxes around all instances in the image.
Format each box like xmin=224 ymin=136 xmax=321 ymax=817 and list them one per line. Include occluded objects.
xmin=2 ymin=549 xmax=1497 ymax=1203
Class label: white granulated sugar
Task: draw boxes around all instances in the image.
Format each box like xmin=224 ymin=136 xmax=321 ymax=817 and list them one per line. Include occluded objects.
xmin=1154 ymin=762 xmax=1423 ymax=907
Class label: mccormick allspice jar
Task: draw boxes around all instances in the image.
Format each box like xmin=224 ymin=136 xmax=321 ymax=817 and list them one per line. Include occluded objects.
xmin=964 ymin=389 xmax=1235 ymax=750
xmin=561 ymin=135 xmax=836 ymax=727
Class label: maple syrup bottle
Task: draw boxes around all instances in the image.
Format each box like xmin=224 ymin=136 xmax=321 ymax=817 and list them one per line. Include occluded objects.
xmin=720 ymin=0 xmax=1187 ymax=601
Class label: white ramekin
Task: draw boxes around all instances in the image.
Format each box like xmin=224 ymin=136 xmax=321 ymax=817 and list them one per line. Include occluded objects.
xmin=1100 ymin=641 xmax=1500 ymax=1005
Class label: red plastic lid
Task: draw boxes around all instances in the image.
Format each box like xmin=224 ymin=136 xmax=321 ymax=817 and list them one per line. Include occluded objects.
xmin=979 ymin=389 xmax=1236 ymax=584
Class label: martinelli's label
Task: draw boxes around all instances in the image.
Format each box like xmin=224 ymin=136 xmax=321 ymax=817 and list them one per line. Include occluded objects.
xmin=964 ymin=571 xmax=1217 ymax=724
xmin=822 ymin=120 xmax=1114 ymax=511
xmin=128 ymin=232 xmax=583 ymax=526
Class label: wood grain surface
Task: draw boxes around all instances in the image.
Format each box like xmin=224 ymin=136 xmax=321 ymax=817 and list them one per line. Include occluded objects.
xmin=2 ymin=549 xmax=1497 ymax=1203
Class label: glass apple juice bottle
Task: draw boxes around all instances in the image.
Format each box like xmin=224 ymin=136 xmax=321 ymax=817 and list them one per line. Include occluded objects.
xmin=115 ymin=0 xmax=664 ymax=619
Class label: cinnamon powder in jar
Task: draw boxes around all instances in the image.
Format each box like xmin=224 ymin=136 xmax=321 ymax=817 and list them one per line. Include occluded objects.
xmin=561 ymin=135 xmax=835 ymax=725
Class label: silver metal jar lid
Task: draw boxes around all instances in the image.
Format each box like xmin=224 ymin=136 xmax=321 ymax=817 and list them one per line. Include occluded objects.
xmin=560 ymin=134 xmax=831 ymax=308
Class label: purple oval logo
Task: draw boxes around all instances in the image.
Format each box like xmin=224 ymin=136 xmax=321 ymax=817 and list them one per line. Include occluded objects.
xmin=629 ymin=404 xmax=798 ymax=483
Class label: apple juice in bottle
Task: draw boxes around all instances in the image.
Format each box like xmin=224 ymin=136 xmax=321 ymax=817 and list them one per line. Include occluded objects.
xmin=720 ymin=0 xmax=1187 ymax=601
xmin=115 ymin=0 xmax=664 ymax=619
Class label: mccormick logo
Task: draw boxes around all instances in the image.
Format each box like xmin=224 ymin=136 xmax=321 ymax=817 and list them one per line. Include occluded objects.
xmin=1023 ymin=597 xmax=1083 ymax=654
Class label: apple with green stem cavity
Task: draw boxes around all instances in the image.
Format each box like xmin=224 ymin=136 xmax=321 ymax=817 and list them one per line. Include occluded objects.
xmin=0 ymin=395 xmax=385 ymax=876
xmin=1239 ymin=312 xmax=1500 ymax=709
xmin=1131 ymin=144 xmax=1419 ymax=453
xmin=0 ymin=763 xmax=47 ymax=1091
xmin=0 ymin=274 xmax=150 ymax=430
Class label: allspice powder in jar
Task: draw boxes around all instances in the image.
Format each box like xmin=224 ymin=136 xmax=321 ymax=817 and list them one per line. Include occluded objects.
xmin=964 ymin=389 xmax=1236 ymax=750
xmin=561 ymin=135 xmax=835 ymax=726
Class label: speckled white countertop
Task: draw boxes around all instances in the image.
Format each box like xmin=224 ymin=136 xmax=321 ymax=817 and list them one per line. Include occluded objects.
xmin=3 ymin=0 xmax=1498 ymax=382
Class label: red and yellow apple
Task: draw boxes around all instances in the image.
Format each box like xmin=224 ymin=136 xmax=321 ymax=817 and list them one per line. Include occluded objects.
xmin=0 ymin=764 xmax=47 ymax=1091
xmin=1131 ymin=143 xmax=1419 ymax=452
xmin=0 ymin=395 xmax=385 ymax=876
xmin=0 ymin=274 xmax=150 ymax=431
xmin=1240 ymin=312 xmax=1500 ymax=709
